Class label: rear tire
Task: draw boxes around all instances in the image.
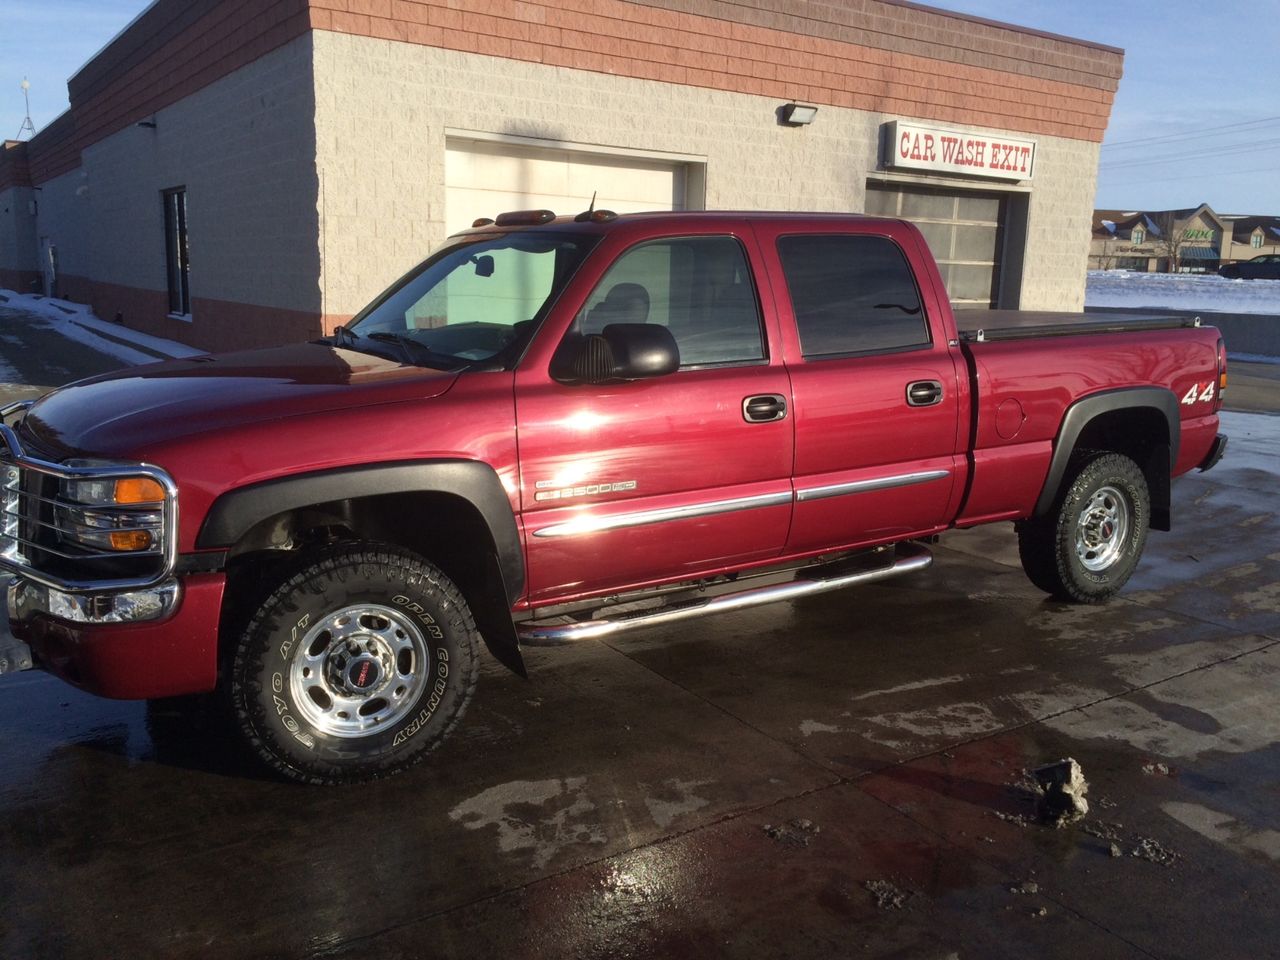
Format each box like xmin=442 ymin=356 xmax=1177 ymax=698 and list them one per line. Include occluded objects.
xmin=228 ymin=543 xmax=479 ymax=784
xmin=1017 ymin=451 xmax=1150 ymax=604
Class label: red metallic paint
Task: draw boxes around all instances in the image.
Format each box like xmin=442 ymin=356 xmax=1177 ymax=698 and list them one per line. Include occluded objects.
xmin=25 ymin=343 xmax=459 ymax=461
xmin=515 ymin=218 xmax=795 ymax=601
xmin=9 ymin=212 xmax=1224 ymax=698
xmin=14 ymin=574 xmax=225 ymax=699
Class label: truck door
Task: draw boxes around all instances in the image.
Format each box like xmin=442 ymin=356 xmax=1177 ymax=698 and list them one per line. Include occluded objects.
xmin=514 ymin=226 xmax=794 ymax=604
xmin=751 ymin=221 xmax=964 ymax=553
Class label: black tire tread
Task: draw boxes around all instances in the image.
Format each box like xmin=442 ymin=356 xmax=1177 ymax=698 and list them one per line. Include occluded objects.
xmin=228 ymin=543 xmax=479 ymax=785
xmin=1018 ymin=450 xmax=1149 ymax=605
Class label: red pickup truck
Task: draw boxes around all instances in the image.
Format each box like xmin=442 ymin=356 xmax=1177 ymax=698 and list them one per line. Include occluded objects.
xmin=0 ymin=210 xmax=1227 ymax=783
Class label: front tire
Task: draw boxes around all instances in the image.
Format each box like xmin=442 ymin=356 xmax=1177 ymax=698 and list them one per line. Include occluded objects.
xmin=229 ymin=544 xmax=479 ymax=784
xmin=1017 ymin=451 xmax=1150 ymax=604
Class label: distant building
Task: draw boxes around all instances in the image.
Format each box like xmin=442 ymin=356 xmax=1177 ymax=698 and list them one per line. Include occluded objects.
xmin=1224 ymin=215 xmax=1280 ymax=261
xmin=1091 ymin=203 xmax=1280 ymax=273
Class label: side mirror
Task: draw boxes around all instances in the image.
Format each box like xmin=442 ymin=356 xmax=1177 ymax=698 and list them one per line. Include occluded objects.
xmin=554 ymin=323 xmax=680 ymax=384
xmin=602 ymin=323 xmax=679 ymax=379
xmin=471 ymin=254 xmax=494 ymax=278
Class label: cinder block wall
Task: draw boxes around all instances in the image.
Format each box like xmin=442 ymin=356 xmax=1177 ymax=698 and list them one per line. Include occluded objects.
xmin=1023 ymin=138 xmax=1103 ymax=311
xmin=0 ymin=185 xmax=40 ymax=292
xmin=314 ymin=31 xmax=1102 ymax=320
xmin=67 ymin=35 xmax=322 ymax=349
xmin=27 ymin=171 xmax=90 ymax=299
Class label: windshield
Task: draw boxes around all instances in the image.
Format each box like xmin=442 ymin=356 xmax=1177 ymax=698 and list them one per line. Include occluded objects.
xmin=347 ymin=231 xmax=597 ymax=367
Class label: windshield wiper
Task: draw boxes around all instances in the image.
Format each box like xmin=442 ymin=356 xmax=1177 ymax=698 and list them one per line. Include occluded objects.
xmin=365 ymin=331 xmax=463 ymax=370
xmin=331 ymin=323 xmax=360 ymax=348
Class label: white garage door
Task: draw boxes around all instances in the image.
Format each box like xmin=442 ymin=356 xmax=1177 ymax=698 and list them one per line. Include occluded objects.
xmin=446 ymin=139 xmax=690 ymax=235
xmin=866 ymin=184 xmax=1008 ymax=310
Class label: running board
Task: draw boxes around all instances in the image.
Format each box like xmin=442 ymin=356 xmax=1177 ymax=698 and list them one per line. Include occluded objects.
xmin=517 ymin=543 xmax=932 ymax=645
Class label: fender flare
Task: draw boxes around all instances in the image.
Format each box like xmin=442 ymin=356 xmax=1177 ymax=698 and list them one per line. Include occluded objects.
xmin=196 ymin=459 xmax=525 ymax=604
xmin=1032 ymin=387 xmax=1180 ymax=518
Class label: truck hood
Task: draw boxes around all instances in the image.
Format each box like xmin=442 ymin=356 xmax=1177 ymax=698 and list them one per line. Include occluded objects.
xmin=23 ymin=342 xmax=459 ymax=459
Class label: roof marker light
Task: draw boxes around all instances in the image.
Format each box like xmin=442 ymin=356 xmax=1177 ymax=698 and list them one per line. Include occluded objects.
xmin=494 ymin=209 xmax=557 ymax=226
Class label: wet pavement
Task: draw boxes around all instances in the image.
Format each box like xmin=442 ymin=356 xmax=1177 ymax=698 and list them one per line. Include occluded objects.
xmin=0 ymin=305 xmax=1278 ymax=959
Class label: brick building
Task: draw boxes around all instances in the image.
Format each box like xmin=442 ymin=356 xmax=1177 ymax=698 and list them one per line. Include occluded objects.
xmin=0 ymin=0 xmax=1123 ymax=352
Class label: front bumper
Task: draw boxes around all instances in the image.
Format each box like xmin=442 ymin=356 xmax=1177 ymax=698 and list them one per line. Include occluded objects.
xmin=8 ymin=576 xmax=182 ymax=625
xmin=5 ymin=572 xmax=226 ymax=699
xmin=1198 ymin=433 xmax=1228 ymax=472
xmin=0 ymin=577 xmax=34 ymax=676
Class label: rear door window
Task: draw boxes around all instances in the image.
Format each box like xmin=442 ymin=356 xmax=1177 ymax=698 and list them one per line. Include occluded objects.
xmin=776 ymin=235 xmax=930 ymax=359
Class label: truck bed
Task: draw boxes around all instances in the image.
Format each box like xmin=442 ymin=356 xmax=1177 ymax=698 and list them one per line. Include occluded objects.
xmin=955 ymin=310 xmax=1203 ymax=343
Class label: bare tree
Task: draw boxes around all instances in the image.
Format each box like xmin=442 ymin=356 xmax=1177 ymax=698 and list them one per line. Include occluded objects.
xmin=1094 ymin=238 xmax=1117 ymax=271
xmin=1151 ymin=212 xmax=1193 ymax=274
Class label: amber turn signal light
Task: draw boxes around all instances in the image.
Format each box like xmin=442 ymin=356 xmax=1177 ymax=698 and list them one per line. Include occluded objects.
xmin=109 ymin=530 xmax=153 ymax=551
xmin=114 ymin=477 xmax=165 ymax=504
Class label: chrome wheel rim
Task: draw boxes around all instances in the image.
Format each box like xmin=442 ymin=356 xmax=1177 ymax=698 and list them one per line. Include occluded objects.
xmin=288 ymin=603 xmax=431 ymax=738
xmin=1075 ymin=485 xmax=1130 ymax=572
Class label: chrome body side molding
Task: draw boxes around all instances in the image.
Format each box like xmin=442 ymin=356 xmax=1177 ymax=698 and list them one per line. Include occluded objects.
xmin=532 ymin=490 xmax=792 ymax=539
xmin=533 ymin=469 xmax=950 ymax=540
xmin=795 ymin=469 xmax=949 ymax=503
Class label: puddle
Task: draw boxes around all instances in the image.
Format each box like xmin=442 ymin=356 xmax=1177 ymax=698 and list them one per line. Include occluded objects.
xmin=449 ymin=777 xmax=607 ymax=869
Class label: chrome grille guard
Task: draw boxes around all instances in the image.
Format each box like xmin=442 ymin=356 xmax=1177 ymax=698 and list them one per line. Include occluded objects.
xmin=0 ymin=401 xmax=179 ymax=593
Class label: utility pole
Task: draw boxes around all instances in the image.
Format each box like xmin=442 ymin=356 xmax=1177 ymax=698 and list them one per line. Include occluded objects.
xmin=16 ymin=78 xmax=36 ymax=139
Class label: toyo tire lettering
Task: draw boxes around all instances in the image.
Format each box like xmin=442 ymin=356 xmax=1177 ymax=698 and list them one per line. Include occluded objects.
xmin=228 ymin=544 xmax=479 ymax=785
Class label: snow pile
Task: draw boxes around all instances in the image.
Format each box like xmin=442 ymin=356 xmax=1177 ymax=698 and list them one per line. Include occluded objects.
xmin=1086 ymin=271 xmax=1280 ymax=316
xmin=1033 ymin=758 xmax=1089 ymax=828
xmin=0 ymin=290 xmax=203 ymax=364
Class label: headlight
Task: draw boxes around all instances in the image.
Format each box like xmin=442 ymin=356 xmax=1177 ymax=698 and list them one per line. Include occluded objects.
xmin=2 ymin=464 xmax=20 ymax=559
xmin=58 ymin=460 xmax=167 ymax=554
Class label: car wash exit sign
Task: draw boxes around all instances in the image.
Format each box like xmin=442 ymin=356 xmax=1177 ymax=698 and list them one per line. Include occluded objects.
xmin=886 ymin=121 xmax=1036 ymax=180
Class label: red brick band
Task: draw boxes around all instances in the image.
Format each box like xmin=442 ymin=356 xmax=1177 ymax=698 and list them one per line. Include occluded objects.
xmin=311 ymin=0 xmax=1117 ymax=142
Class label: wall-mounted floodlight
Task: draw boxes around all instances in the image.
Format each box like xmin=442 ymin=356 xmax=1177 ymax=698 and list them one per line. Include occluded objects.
xmin=780 ymin=103 xmax=818 ymax=126
xmin=136 ymin=118 xmax=157 ymax=129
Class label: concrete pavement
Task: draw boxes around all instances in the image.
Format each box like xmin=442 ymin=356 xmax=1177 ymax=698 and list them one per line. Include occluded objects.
xmin=0 ymin=411 xmax=1275 ymax=959
xmin=1226 ymin=359 xmax=1280 ymax=414
xmin=0 ymin=302 xmax=1277 ymax=959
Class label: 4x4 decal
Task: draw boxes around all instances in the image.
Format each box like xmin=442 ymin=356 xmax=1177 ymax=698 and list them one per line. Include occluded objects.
xmin=1181 ymin=382 xmax=1215 ymax=405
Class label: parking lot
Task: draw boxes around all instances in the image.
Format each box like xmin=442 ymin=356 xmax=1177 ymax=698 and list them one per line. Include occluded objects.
xmin=1 ymin=303 xmax=1277 ymax=959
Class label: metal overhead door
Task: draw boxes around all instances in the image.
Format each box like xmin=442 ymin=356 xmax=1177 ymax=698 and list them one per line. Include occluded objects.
xmin=866 ymin=184 xmax=1007 ymax=310
xmin=445 ymin=139 xmax=689 ymax=235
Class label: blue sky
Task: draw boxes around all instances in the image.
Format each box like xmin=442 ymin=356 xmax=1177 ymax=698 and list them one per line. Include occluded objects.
xmin=2 ymin=0 xmax=1277 ymax=214
xmin=0 ymin=0 xmax=142 ymax=127
xmin=927 ymin=0 xmax=1280 ymax=214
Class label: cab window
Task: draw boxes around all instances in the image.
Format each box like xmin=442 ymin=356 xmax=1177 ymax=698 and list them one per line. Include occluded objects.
xmin=567 ymin=236 xmax=765 ymax=368
xmin=776 ymin=235 xmax=930 ymax=359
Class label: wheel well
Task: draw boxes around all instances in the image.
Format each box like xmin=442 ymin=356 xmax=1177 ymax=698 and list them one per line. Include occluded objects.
xmin=225 ymin=489 xmax=498 ymax=592
xmin=1072 ymin=408 xmax=1172 ymax=531
xmin=218 ymin=492 xmax=526 ymax=675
